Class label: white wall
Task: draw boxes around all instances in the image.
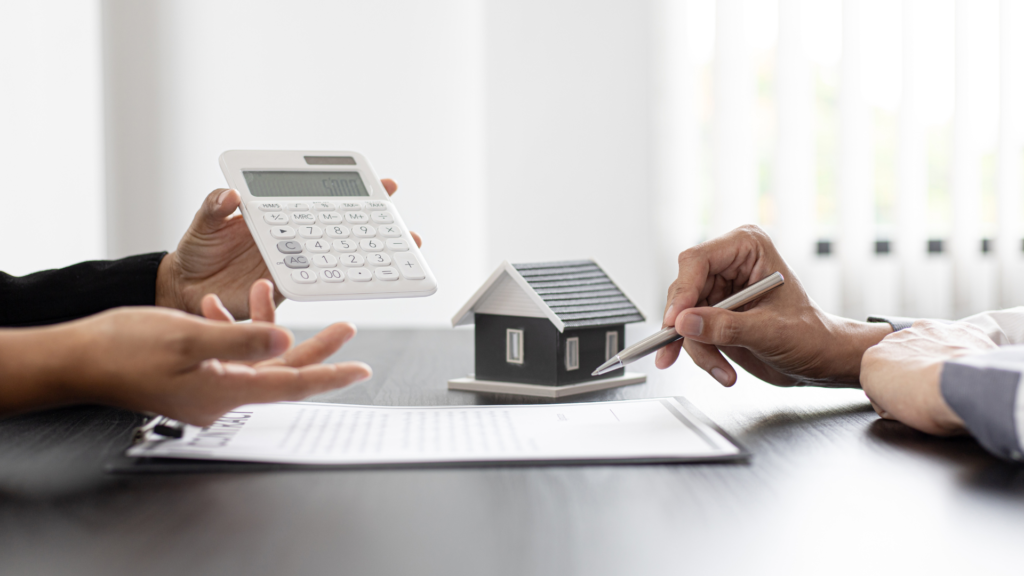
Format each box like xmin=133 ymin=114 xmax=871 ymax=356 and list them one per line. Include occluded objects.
xmin=0 ymin=1 xmax=105 ymax=277
xmin=102 ymin=0 xmax=488 ymax=327
xmin=483 ymin=0 xmax=659 ymax=320
xmin=98 ymin=0 xmax=660 ymax=328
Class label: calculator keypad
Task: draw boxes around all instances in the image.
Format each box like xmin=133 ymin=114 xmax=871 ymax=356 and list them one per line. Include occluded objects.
xmin=292 ymin=212 xmax=316 ymax=225
xmin=298 ymin=225 xmax=322 ymax=239
xmin=292 ymin=269 xmax=317 ymax=283
xmin=352 ymin=225 xmax=375 ymax=238
xmin=251 ymin=200 xmax=426 ymax=290
xmin=277 ymin=240 xmax=302 ymax=254
xmin=284 ymin=255 xmax=310 ymax=269
xmin=271 ymin=226 xmax=296 ymax=239
xmin=305 ymin=239 xmax=330 ymax=253
xmin=348 ymin=269 xmax=372 ymax=282
xmin=319 ymin=212 xmax=343 ymax=224
xmin=325 ymin=225 xmax=350 ymax=238
xmin=321 ymin=269 xmax=345 ymax=282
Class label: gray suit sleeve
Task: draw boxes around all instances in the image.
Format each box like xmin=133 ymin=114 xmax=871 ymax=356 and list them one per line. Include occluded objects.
xmin=941 ymin=347 xmax=1024 ymax=461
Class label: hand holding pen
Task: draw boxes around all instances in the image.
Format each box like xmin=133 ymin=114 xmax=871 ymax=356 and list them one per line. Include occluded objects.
xmin=594 ymin=272 xmax=785 ymax=376
xmin=650 ymin=226 xmax=893 ymax=388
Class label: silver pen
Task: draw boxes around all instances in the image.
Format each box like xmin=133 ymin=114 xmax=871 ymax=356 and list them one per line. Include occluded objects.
xmin=592 ymin=271 xmax=785 ymax=376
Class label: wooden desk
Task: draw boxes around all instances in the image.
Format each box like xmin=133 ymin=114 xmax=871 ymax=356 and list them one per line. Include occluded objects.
xmin=2 ymin=328 xmax=1023 ymax=576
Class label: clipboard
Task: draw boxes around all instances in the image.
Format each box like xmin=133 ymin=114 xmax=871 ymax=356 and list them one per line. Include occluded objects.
xmin=108 ymin=396 xmax=749 ymax=474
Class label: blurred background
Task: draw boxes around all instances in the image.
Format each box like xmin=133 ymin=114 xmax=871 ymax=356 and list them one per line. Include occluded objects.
xmin=1 ymin=0 xmax=1022 ymax=328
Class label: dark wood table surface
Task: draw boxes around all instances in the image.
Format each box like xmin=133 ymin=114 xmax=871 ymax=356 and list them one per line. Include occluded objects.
xmin=3 ymin=328 xmax=1023 ymax=576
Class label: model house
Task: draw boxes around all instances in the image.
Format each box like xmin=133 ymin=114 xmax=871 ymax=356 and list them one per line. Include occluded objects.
xmin=449 ymin=260 xmax=646 ymax=397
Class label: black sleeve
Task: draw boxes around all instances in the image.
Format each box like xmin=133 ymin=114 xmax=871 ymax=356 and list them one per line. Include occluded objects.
xmin=0 ymin=252 xmax=167 ymax=327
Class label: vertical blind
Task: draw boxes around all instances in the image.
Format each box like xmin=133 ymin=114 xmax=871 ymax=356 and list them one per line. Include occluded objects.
xmin=654 ymin=0 xmax=1024 ymax=320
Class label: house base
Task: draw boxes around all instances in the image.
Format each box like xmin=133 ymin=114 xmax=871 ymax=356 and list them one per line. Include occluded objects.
xmin=447 ymin=372 xmax=646 ymax=398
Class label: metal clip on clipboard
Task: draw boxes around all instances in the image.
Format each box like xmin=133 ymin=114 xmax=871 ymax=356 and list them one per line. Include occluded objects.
xmin=131 ymin=415 xmax=186 ymax=445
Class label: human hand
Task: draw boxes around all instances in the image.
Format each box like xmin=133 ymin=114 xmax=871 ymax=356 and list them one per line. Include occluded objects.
xmin=860 ymin=320 xmax=998 ymax=435
xmin=156 ymin=179 xmax=422 ymax=318
xmin=47 ymin=286 xmax=371 ymax=426
xmin=200 ymin=278 xmax=361 ymax=376
xmin=655 ymin=225 xmax=892 ymax=387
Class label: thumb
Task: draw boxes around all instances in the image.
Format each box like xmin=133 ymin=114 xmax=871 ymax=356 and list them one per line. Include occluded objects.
xmin=675 ymin=307 xmax=765 ymax=348
xmin=190 ymin=188 xmax=241 ymax=235
xmin=183 ymin=321 xmax=294 ymax=363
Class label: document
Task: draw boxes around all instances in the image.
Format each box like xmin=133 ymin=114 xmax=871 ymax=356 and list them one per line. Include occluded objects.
xmin=127 ymin=398 xmax=744 ymax=466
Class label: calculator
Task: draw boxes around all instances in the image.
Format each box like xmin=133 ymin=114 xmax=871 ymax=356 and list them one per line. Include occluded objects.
xmin=219 ymin=150 xmax=437 ymax=301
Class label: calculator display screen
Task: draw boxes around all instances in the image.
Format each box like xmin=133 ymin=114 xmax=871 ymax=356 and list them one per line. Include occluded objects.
xmin=243 ymin=170 xmax=370 ymax=197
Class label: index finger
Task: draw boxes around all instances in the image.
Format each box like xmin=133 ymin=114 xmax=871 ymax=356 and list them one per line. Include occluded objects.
xmin=248 ymin=279 xmax=276 ymax=323
xmin=381 ymin=178 xmax=398 ymax=196
xmin=665 ymin=225 xmax=779 ymax=325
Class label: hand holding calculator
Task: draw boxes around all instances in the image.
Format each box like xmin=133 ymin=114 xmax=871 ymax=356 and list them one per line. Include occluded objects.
xmin=219 ymin=150 xmax=437 ymax=301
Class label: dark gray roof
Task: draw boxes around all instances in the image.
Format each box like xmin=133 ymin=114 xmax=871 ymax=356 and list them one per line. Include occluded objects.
xmin=511 ymin=260 xmax=645 ymax=329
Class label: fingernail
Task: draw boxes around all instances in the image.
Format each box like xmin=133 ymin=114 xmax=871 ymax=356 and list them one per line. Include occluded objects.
xmin=216 ymin=189 xmax=231 ymax=207
xmin=681 ymin=313 xmax=703 ymax=337
xmin=356 ymin=363 xmax=373 ymax=381
xmin=662 ymin=304 xmax=676 ymax=327
xmin=343 ymin=323 xmax=358 ymax=343
xmin=711 ymin=367 xmax=730 ymax=386
xmin=268 ymin=329 xmax=290 ymax=355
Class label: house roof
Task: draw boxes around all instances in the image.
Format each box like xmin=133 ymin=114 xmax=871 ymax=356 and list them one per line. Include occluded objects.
xmin=451 ymin=260 xmax=645 ymax=332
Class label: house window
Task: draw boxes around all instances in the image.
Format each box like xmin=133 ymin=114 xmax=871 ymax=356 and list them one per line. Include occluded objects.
xmin=565 ymin=337 xmax=579 ymax=371
xmin=605 ymin=331 xmax=619 ymax=361
xmin=506 ymin=329 xmax=524 ymax=364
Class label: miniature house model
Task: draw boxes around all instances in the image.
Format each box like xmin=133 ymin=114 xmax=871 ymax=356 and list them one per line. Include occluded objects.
xmin=449 ymin=260 xmax=647 ymax=398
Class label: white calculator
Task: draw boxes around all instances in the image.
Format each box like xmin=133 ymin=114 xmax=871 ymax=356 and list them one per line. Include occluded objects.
xmin=219 ymin=150 xmax=437 ymax=301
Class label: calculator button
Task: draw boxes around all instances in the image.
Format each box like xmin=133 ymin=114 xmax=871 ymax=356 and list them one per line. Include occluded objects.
xmin=311 ymin=201 xmax=334 ymax=211
xmin=333 ymin=239 xmax=357 ymax=252
xmin=321 ymin=269 xmax=345 ymax=282
xmin=264 ymin=213 xmax=288 ymax=224
xmin=311 ymin=254 xmax=338 ymax=267
xmin=370 ymin=211 xmax=393 ymax=224
xmin=298 ymin=225 xmax=323 ymax=238
xmin=386 ymin=238 xmax=410 ymax=251
xmin=325 ymin=225 xmax=350 ymax=238
xmin=286 ymin=202 xmax=309 ymax=211
xmin=377 ymin=225 xmax=401 ymax=238
xmin=364 ymin=200 xmax=387 ymax=211
xmin=318 ymin=212 xmax=343 ymax=224
xmin=374 ymin=267 xmax=399 ymax=281
xmin=366 ymin=252 xmax=392 ymax=266
xmin=394 ymin=253 xmax=425 ymax=279
xmin=345 ymin=212 xmax=369 ymax=224
xmin=270 ymin=226 xmax=296 ymax=239
xmin=340 ymin=253 xmax=365 ymax=267
xmin=360 ymin=238 xmax=384 ymax=252
xmin=338 ymin=201 xmax=363 ymax=211
xmin=258 ymin=202 xmax=283 ymax=211
xmin=347 ymin=268 xmax=372 ymax=282
xmin=305 ymin=239 xmax=330 ymax=253
xmin=284 ymin=255 xmax=310 ymax=269
xmin=277 ymin=240 xmax=303 ymax=254
xmin=352 ymin=225 xmax=376 ymax=238
xmin=291 ymin=212 xmax=317 ymax=225
xmin=291 ymin=269 xmax=317 ymax=284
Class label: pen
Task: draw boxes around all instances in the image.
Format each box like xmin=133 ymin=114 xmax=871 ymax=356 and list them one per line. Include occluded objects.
xmin=591 ymin=271 xmax=785 ymax=376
